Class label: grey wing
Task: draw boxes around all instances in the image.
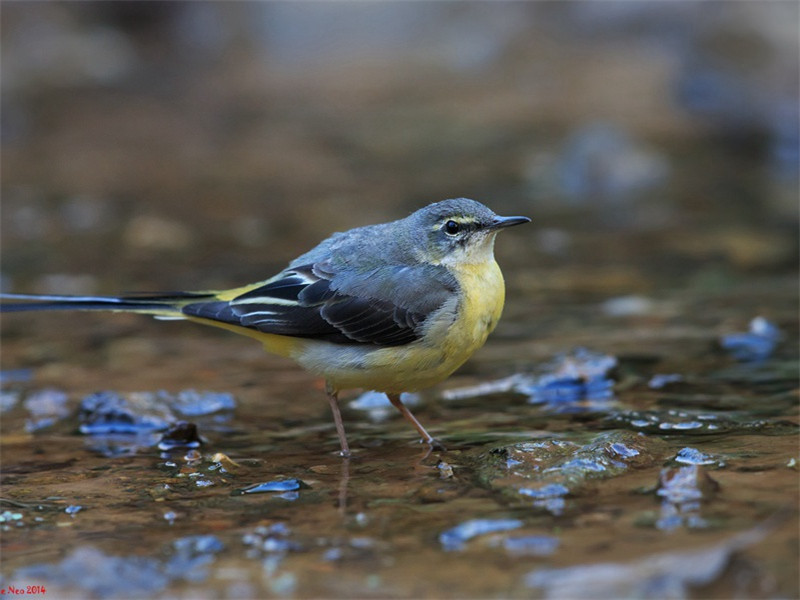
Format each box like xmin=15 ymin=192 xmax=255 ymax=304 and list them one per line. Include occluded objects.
xmin=181 ymin=263 xmax=458 ymax=347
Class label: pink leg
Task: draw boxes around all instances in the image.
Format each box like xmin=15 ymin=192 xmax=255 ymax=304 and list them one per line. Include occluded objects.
xmin=387 ymin=393 xmax=445 ymax=450
xmin=326 ymin=382 xmax=351 ymax=457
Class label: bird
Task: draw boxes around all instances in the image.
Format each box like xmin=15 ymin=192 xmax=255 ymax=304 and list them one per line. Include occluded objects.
xmin=0 ymin=198 xmax=530 ymax=456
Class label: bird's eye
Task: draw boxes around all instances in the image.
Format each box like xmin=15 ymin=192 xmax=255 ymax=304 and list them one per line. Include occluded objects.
xmin=444 ymin=220 xmax=460 ymax=235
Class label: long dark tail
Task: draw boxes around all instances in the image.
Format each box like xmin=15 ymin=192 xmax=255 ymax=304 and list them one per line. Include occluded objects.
xmin=0 ymin=292 xmax=213 ymax=314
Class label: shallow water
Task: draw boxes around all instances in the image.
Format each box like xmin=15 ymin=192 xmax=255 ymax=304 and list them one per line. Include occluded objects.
xmin=1 ymin=4 xmax=799 ymax=598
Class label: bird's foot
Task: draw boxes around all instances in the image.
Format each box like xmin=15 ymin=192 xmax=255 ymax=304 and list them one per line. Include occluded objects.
xmin=423 ymin=437 xmax=447 ymax=452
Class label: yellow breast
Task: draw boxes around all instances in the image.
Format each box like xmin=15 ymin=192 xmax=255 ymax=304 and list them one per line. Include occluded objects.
xmin=317 ymin=258 xmax=505 ymax=393
xmin=441 ymin=259 xmax=505 ymax=365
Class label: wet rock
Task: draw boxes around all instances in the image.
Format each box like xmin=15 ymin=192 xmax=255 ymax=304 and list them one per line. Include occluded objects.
xmin=79 ymin=390 xmax=173 ymax=434
xmin=674 ymin=447 xmax=718 ymax=466
xmin=482 ymin=431 xmax=664 ymax=510
xmin=720 ymin=317 xmax=782 ymax=362
xmin=439 ymin=518 xmax=523 ymax=551
xmin=158 ymin=421 xmax=203 ymax=450
xmin=79 ymin=390 xmax=233 ymax=454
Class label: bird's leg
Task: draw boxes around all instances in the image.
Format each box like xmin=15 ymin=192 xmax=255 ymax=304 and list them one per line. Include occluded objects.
xmin=325 ymin=382 xmax=351 ymax=458
xmin=386 ymin=393 xmax=446 ymax=451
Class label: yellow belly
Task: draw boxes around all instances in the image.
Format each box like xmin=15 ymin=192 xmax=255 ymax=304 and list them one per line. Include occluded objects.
xmin=297 ymin=259 xmax=506 ymax=393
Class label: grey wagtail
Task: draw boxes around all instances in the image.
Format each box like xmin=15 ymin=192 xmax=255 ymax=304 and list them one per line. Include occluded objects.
xmin=0 ymin=198 xmax=529 ymax=456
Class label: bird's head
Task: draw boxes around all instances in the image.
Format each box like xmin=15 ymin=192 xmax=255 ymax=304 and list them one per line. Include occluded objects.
xmin=408 ymin=198 xmax=530 ymax=266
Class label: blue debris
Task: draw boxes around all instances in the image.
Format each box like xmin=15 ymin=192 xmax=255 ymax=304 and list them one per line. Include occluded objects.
xmin=675 ymin=447 xmax=716 ymax=466
xmin=439 ymin=518 xmax=523 ymax=551
xmin=609 ymin=442 xmax=640 ymax=458
xmin=64 ymin=505 xmax=83 ymax=515
xmin=516 ymin=348 xmax=617 ymax=406
xmin=720 ymin=317 xmax=781 ymax=362
xmin=236 ymin=479 xmax=309 ymax=495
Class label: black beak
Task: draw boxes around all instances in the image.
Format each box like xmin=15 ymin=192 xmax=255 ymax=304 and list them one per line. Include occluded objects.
xmin=488 ymin=215 xmax=531 ymax=230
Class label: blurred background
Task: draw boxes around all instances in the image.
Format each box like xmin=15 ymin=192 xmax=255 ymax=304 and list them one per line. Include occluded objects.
xmin=1 ymin=4 xmax=798 ymax=599
xmin=2 ymin=1 xmax=797 ymax=299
